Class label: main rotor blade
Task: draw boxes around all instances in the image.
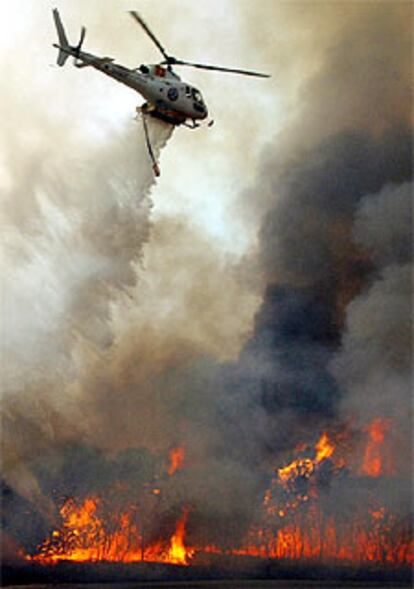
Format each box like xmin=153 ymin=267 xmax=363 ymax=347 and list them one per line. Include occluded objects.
xmin=169 ymin=59 xmax=270 ymax=78
xmin=129 ymin=11 xmax=170 ymax=62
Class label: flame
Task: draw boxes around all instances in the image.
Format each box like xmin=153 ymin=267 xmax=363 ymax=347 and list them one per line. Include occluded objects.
xmin=257 ymin=428 xmax=413 ymax=565
xmin=167 ymin=507 xmax=194 ymax=565
xmin=240 ymin=502 xmax=413 ymax=564
xmin=278 ymin=432 xmax=337 ymax=486
xmin=315 ymin=432 xmax=335 ymax=462
xmin=167 ymin=446 xmax=185 ymax=476
xmin=28 ymin=498 xmax=193 ymax=565
xmin=278 ymin=457 xmax=314 ymax=483
xmin=361 ymin=418 xmax=392 ymax=477
xmin=25 ymin=427 xmax=413 ymax=568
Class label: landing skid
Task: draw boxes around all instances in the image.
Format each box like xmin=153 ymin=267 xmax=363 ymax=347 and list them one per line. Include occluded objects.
xmin=183 ymin=119 xmax=214 ymax=129
xmin=183 ymin=120 xmax=200 ymax=129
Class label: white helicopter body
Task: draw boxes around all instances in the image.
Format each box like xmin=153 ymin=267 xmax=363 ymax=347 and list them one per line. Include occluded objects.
xmin=52 ymin=8 xmax=268 ymax=173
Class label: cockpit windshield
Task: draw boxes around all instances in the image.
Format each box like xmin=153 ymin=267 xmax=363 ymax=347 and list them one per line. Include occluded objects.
xmin=192 ymin=88 xmax=203 ymax=104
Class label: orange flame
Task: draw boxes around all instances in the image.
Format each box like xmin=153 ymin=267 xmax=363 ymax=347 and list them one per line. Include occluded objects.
xmin=168 ymin=446 xmax=185 ymax=476
xmin=236 ymin=501 xmax=413 ymax=564
xmin=27 ymin=498 xmax=194 ymax=566
xmin=315 ymin=432 xmax=335 ymax=463
xmin=260 ymin=428 xmax=413 ymax=565
xmin=167 ymin=507 xmax=194 ymax=565
xmin=278 ymin=432 xmax=336 ymax=485
xmin=25 ymin=426 xmax=413 ymax=568
xmin=361 ymin=418 xmax=392 ymax=477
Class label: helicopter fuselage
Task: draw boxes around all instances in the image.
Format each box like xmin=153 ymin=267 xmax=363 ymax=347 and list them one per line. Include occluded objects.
xmin=55 ymin=45 xmax=208 ymax=126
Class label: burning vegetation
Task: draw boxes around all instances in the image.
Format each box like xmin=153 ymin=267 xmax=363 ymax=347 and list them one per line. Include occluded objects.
xmin=23 ymin=424 xmax=413 ymax=567
xmin=27 ymin=498 xmax=192 ymax=565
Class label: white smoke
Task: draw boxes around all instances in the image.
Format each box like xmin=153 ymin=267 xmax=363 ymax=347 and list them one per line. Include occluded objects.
xmin=1 ymin=116 xmax=173 ymax=503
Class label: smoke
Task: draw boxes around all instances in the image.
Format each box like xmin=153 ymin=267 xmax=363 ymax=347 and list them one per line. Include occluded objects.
xmin=1 ymin=109 xmax=172 ymax=500
xmin=205 ymin=1 xmax=413 ymax=545
xmin=167 ymin=0 xmax=412 ymax=540
xmin=331 ymin=181 xmax=412 ymax=473
xmin=1 ymin=1 xmax=259 ymax=548
xmin=353 ymin=182 xmax=412 ymax=269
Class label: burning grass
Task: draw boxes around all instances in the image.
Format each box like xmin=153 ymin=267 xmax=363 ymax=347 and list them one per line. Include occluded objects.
xmin=22 ymin=421 xmax=413 ymax=568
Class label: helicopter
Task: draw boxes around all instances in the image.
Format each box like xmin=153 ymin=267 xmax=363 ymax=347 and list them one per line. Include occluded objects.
xmin=52 ymin=8 xmax=269 ymax=176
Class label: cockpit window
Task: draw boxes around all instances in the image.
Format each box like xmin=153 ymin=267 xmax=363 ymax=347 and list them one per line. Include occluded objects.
xmin=192 ymin=88 xmax=203 ymax=104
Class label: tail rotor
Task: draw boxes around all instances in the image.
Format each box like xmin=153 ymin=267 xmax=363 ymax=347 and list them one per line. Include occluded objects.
xmin=75 ymin=26 xmax=86 ymax=57
xmin=73 ymin=26 xmax=86 ymax=65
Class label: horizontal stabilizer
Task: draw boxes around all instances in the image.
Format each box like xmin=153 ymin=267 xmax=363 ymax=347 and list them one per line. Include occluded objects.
xmin=97 ymin=57 xmax=114 ymax=65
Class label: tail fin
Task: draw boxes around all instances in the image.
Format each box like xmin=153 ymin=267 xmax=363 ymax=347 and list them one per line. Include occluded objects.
xmin=52 ymin=8 xmax=70 ymax=66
